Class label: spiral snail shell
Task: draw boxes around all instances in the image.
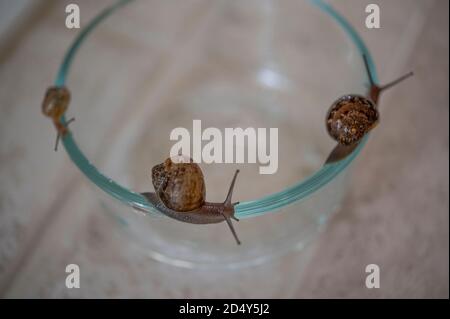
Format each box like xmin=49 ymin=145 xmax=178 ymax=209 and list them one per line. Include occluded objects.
xmin=326 ymin=95 xmax=379 ymax=146
xmin=151 ymin=157 xmax=206 ymax=212
xmin=42 ymin=86 xmax=71 ymax=119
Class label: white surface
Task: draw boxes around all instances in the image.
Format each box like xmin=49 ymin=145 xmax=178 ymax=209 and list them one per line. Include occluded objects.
xmin=0 ymin=0 xmax=448 ymax=298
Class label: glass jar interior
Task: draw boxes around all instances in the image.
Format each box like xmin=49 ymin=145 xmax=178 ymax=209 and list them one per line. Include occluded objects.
xmin=59 ymin=0 xmax=374 ymax=267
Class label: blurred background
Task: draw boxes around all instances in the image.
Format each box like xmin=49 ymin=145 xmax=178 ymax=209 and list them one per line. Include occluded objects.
xmin=0 ymin=0 xmax=448 ymax=298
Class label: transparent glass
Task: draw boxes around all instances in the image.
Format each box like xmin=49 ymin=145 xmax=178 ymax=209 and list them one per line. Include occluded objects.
xmin=56 ymin=0 xmax=377 ymax=277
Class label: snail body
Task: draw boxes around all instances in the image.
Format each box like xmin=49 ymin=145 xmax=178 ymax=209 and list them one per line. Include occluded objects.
xmin=325 ymin=55 xmax=413 ymax=163
xmin=141 ymin=156 xmax=241 ymax=245
xmin=142 ymin=193 xmax=236 ymax=224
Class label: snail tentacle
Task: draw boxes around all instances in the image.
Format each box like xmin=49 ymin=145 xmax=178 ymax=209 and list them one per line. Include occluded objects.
xmin=221 ymin=212 xmax=241 ymax=245
xmin=224 ymin=170 xmax=240 ymax=207
xmin=379 ymin=71 xmax=414 ymax=92
xmin=362 ymin=54 xmax=375 ymax=87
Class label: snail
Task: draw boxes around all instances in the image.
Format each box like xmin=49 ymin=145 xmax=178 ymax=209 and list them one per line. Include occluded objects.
xmin=140 ymin=156 xmax=242 ymax=245
xmin=325 ymin=55 xmax=413 ymax=163
xmin=42 ymin=86 xmax=75 ymax=151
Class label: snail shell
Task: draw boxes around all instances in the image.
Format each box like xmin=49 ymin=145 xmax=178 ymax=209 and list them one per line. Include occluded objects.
xmin=326 ymin=95 xmax=379 ymax=146
xmin=42 ymin=86 xmax=71 ymax=119
xmin=151 ymin=156 xmax=206 ymax=212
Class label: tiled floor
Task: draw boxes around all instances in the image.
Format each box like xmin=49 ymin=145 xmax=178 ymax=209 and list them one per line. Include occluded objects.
xmin=0 ymin=0 xmax=448 ymax=298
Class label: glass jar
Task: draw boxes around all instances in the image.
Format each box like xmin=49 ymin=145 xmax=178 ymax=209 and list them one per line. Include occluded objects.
xmin=56 ymin=0 xmax=376 ymax=297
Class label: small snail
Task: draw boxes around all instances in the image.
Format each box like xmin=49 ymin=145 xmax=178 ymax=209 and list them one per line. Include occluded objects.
xmin=42 ymin=86 xmax=75 ymax=151
xmin=141 ymin=156 xmax=242 ymax=245
xmin=325 ymin=55 xmax=413 ymax=163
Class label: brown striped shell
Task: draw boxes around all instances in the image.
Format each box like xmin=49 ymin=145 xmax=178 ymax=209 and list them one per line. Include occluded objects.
xmin=151 ymin=156 xmax=206 ymax=212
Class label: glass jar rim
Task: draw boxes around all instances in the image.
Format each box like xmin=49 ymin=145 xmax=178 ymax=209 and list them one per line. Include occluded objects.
xmin=55 ymin=0 xmax=377 ymax=218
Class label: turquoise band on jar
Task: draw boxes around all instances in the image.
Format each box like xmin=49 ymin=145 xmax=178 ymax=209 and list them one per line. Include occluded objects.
xmin=55 ymin=0 xmax=378 ymax=218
